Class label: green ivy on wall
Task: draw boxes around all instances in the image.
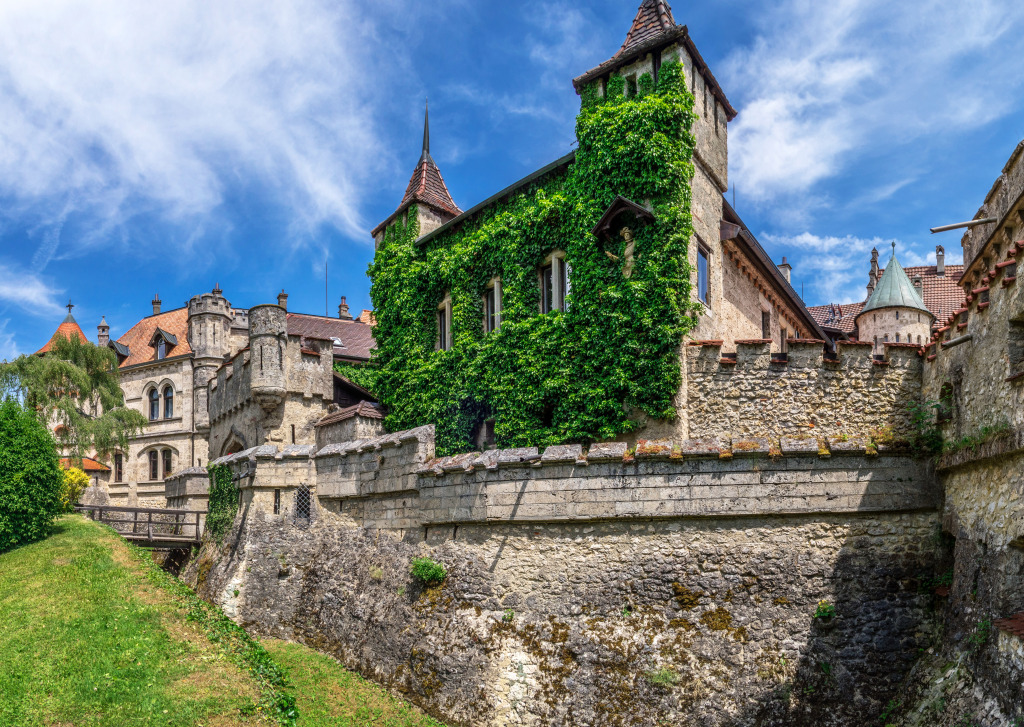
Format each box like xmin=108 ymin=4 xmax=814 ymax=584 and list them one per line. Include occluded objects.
xmin=206 ymin=463 xmax=237 ymax=544
xmin=368 ymin=61 xmax=699 ymax=456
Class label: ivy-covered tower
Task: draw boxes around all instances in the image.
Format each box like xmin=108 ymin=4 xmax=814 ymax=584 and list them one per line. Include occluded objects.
xmin=367 ymin=0 xmax=824 ymax=455
xmin=371 ymin=103 xmax=462 ymax=247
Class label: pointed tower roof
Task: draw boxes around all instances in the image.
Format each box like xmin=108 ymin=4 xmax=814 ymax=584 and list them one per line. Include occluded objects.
xmin=372 ymin=102 xmax=461 ymax=237
xmin=617 ymin=0 xmax=676 ymax=56
xmin=35 ymin=302 xmax=90 ymax=355
xmin=860 ymin=245 xmax=933 ymax=317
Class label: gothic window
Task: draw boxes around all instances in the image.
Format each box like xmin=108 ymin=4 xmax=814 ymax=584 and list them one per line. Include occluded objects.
xmin=113 ymin=453 xmax=123 ymax=483
xmin=148 ymin=451 xmax=159 ymax=481
xmin=148 ymin=388 xmax=160 ymax=421
xmin=484 ymin=278 xmax=502 ymax=333
xmin=540 ymin=252 xmax=569 ymax=313
xmin=436 ymin=295 xmax=452 ymax=351
xmin=162 ymin=449 xmax=172 ymax=478
xmin=163 ymin=385 xmax=174 ymax=418
xmin=697 ymin=244 xmax=710 ymax=305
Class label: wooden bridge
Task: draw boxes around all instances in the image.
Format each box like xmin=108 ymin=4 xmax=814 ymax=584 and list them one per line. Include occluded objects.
xmin=75 ymin=505 xmax=205 ymax=548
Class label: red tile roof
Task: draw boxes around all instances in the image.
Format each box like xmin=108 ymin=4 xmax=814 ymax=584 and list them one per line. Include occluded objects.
xmin=35 ymin=314 xmax=89 ymax=355
xmin=316 ymin=400 xmax=384 ymax=427
xmin=402 ymin=154 xmax=461 ymax=219
xmin=286 ymin=313 xmax=375 ymax=362
xmin=60 ymin=456 xmax=110 ymax=473
xmin=807 ymin=302 xmax=863 ymax=335
xmin=617 ymin=0 xmax=676 ymax=57
xmin=115 ymin=308 xmax=192 ymax=368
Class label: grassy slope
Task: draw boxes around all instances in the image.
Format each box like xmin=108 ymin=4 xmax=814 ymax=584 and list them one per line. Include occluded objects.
xmin=264 ymin=640 xmax=445 ymax=727
xmin=0 ymin=516 xmax=446 ymax=727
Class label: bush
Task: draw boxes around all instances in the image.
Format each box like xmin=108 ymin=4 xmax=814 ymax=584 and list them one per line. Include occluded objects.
xmin=0 ymin=399 xmax=64 ymax=551
xmin=813 ymin=600 xmax=836 ymax=619
xmin=60 ymin=466 xmax=90 ymax=511
xmin=410 ymin=556 xmax=446 ymax=584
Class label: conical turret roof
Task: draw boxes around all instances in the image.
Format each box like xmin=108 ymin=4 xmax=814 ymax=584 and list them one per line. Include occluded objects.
xmin=35 ymin=308 xmax=89 ymax=355
xmin=860 ymin=247 xmax=932 ymax=317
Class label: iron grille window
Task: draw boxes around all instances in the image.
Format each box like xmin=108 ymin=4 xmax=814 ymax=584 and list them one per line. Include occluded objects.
xmin=295 ymin=486 xmax=312 ymax=521
xmin=274 ymin=489 xmax=281 ymax=515
xmin=149 ymin=451 xmax=159 ymax=481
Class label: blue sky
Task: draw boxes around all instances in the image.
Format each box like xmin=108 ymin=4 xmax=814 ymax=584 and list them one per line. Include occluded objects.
xmin=2 ymin=0 xmax=1024 ymax=359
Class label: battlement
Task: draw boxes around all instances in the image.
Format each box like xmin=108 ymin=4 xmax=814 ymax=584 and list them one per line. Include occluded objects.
xmin=188 ymin=289 xmax=232 ymax=317
xmin=685 ymin=339 xmax=923 ymax=441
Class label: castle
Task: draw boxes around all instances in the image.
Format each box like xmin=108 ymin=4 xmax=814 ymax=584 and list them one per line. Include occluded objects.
xmin=35 ymin=1 xmax=1024 ymax=725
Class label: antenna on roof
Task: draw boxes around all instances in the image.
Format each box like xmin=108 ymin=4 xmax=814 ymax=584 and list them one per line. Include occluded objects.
xmin=325 ymin=255 xmax=329 ymax=317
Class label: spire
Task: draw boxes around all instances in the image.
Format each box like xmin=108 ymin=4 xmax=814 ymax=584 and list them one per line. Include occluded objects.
xmin=861 ymin=245 xmax=932 ymax=316
xmin=617 ymin=0 xmax=677 ymax=57
xmin=422 ymin=99 xmax=430 ymax=160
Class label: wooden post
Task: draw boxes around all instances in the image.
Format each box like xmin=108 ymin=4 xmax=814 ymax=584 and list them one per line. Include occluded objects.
xmin=147 ymin=511 xmax=153 ymax=542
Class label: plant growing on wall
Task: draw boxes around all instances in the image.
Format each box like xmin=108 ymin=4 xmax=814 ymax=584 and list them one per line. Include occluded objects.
xmin=206 ymin=463 xmax=237 ymax=544
xmin=410 ymin=556 xmax=446 ymax=585
xmin=368 ymin=62 xmax=700 ymax=455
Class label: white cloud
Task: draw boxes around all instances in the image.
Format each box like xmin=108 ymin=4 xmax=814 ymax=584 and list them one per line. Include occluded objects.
xmin=0 ymin=263 xmax=65 ymax=319
xmin=724 ymin=0 xmax=1024 ymax=206
xmin=0 ymin=0 xmax=419 ymax=261
xmin=0 ymin=320 xmax=19 ymax=362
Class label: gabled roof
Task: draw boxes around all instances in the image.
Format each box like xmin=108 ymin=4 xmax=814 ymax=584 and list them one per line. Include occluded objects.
xmin=316 ymin=400 xmax=385 ymax=428
xmin=148 ymin=327 xmax=178 ymax=347
xmin=286 ymin=313 xmax=375 ymax=362
xmin=860 ymin=251 xmax=932 ymax=317
xmin=59 ymin=456 xmax=110 ymax=473
xmin=372 ymin=103 xmax=462 ymax=237
xmin=35 ymin=312 xmax=89 ymax=355
xmin=115 ymin=308 xmax=192 ymax=368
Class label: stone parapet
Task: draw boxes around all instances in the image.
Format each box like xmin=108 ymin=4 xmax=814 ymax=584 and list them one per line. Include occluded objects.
xmin=686 ymin=339 xmax=923 ymax=441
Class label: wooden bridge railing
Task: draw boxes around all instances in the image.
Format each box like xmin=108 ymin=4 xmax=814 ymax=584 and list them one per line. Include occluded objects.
xmin=74 ymin=505 xmax=205 ymax=546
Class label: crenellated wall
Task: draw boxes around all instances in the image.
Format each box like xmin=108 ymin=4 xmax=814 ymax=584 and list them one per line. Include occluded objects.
xmin=685 ymin=339 xmax=923 ymax=442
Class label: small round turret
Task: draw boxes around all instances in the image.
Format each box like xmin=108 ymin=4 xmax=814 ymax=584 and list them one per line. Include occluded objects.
xmin=249 ymin=304 xmax=287 ymax=412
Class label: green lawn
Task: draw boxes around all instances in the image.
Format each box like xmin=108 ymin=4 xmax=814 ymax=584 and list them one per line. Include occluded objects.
xmin=0 ymin=517 xmax=445 ymax=727
xmin=264 ymin=641 xmax=445 ymax=727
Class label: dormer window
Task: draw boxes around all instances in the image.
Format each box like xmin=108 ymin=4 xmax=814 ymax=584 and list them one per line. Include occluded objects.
xmin=157 ymin=339 xmax=166 ymax=359
xmin=149 ymin=328 xmax=178 ymax=361
xmin=541 ymin=251 xmax=569 ymax=314
xmin=484 ymin=278 xmax=502 ymax=333
xmin=436 ymin=294 xmax=452 ymax=351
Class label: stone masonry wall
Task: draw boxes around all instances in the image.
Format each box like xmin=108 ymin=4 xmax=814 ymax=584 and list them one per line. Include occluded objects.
xmin=687 ymin=339 xmax=923 ymax=442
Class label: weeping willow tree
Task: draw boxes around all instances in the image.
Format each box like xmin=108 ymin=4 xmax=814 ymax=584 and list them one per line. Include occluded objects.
xmin=0 ymin=333 xmax=147 ymax=462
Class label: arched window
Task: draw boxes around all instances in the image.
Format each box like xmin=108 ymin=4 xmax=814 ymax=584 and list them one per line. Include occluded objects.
xmin=148 ymin=388 xmax=160 ymax=421
xmin=163 ymin=385 xmax=174 ymax=418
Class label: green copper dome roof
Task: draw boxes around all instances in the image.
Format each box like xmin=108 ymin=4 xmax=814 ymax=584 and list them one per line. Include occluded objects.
xmin=861 ymin=249 xmax=932 ymax=316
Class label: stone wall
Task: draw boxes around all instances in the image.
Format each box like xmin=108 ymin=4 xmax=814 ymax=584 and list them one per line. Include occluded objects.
xmin=687 ymin=339 xmax=923 ymax=442
xmin=191 ymin=505 xmax=942 ymax=727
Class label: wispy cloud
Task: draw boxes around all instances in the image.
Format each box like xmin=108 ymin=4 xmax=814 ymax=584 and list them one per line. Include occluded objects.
xmin=724 ymin=0 xmax=1024 ymax=210
xmin=0 ymin=0 xmax=416 ymax=260
xmin=0 ymin=320 xmax=19 ymax=362
xmin=0 ymin=263 xmax=65 ymax=318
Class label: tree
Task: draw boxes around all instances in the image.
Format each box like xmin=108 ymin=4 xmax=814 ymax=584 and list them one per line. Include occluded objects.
xmin=60 ymin=467 xmax=91 ymax=512
xmin=0 ymin=398 xmax=64 ymax=551
xmin=0 ymin=333 xmax=146 ymax=462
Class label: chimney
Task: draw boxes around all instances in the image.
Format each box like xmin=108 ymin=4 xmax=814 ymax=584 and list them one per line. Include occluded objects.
xmin=913 ymin=274 xmax=923 ymax=294
xmin=936 ymin=245 xmax=945 ymax=276
xmin=277 ymin=289 xmax=288 ymax=310
xmin=97 ymin=316 xmax=109 ymax=347
xmin=338 ymin=296 xmax=353 ymax=320
xmin=152 ymin=295 xmax=161 ymax=315
xmin=778 ymin=257 xmax=792 ymax=283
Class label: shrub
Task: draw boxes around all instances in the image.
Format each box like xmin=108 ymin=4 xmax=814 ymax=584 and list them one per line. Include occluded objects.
xmin=410 ymin=556 xmax=447 ymax=585
xmin=205 ymin=463 xmax=237 ymax=544
xmin=813 ymin=601 xmax=836 ymax=619
xmin=0 ymin=398 xmax=64 ymax=551
xmin=60 ymin=466 xmax=90 ymax=511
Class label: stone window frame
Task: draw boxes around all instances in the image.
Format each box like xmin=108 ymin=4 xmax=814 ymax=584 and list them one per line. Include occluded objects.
xmin=162 ymin=384 xmax=174 ymax=419
xmin=1009 ymin=316 xmax=1024 ymax=378
xmin=483 ymin=277 xmax=503 ymax=334
xmin=436 ymin=294 xmax=452 ymax=352
xmin=146 ymin=386 xmax=160 ymax=421
xmin=113 ymin=452 xmax=123 ymax=483
xmin=162 ymin=449 xmax=173 ymax=479
xmin=148 ymin=450 xmax=159 ymax=481
xmin=696 ymin=241 xmax=711 ymax=307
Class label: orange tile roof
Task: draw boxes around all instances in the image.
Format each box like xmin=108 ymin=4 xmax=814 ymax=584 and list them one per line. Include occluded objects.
xmin=35 ymin=314 xmax=89 ymax=355
xmin=617 ymin=0 xmax=676 ymax=57
xmin=60 ymin=456 xmax=110 ymax=472
xmin=286 ymin=313 xmax=375 ymax=362
xmin=115 ymin=307 xmax=192 ymax=368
